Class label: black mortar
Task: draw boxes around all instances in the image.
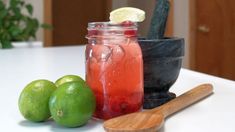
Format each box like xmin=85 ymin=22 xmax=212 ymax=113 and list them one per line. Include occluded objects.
xmin=138 ymin=37 xmax=185 ymax=109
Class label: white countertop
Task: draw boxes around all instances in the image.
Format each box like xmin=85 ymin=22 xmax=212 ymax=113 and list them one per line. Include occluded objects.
xmin=0 ymin=46 xmax=235 ymax=132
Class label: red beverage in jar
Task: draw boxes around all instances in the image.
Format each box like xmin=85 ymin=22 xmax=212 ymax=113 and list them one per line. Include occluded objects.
xmin=86 ymin=22 xmax=143 ymax=119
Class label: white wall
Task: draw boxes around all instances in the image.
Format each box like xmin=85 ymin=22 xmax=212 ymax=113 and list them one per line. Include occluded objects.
xmin=173 ymin=0 xmax=189 ymax=68
xmin=24 ymin=0 xmax=44 ymax=41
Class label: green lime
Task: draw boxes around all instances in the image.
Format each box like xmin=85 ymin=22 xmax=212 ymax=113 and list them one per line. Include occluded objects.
xmin=55 ymin=75 xmax=86 ymax=87
xmin=49 ymin=81 xmax=96 ymax=127
xmin=18 ymin=79 xmax=57 ymax=122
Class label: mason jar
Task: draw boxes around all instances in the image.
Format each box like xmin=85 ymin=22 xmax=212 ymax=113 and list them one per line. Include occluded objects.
xmin=85 ymin=22 xmax=143 ymax=119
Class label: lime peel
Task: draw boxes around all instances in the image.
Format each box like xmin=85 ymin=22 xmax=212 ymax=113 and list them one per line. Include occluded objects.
xmin=18 ymin=79 xmax=57 ymax=122
xmin=57 ymin=110 xmax=63 ymax=117
xmin=110 ymin=7 xmax=145 ymax=23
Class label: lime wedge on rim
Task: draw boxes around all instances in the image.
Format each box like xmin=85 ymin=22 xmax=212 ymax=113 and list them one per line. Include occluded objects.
xmin=110 ymin=7 xmax=145 ymax=23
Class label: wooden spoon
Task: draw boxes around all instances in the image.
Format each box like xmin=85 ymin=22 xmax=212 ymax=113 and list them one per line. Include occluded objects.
xmin=103 ymin=84 xmax=213 ymax=132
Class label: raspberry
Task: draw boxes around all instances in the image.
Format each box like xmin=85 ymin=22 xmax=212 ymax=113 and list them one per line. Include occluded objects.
xmin=88 ymin=30 xmax=98 ymax=36
xmin=124 ymin=30 xmax=137 ymax=36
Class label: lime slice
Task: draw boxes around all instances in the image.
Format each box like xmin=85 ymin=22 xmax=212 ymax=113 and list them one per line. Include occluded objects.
xmin=110 ymin=7 xmax=145 ymax=23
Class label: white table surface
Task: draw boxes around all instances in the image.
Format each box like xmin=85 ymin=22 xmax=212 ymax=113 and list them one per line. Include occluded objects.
xmin=0 ymin=46 xmax=235 ymax=132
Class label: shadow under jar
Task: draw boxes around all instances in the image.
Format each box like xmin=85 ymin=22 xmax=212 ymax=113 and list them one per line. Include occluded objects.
xmin=86 ymin=22 xmax=144 ymax=120
xmin=138 ymin=37 xmax=185 ymax=109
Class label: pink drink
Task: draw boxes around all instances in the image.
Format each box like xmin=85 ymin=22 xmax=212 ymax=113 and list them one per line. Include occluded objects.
xmin=86 ymin=22 xmax=143 ymax=119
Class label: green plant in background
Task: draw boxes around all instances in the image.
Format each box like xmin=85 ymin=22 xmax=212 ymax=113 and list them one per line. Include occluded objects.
xmin=0 ymin=0 xmax=51 ymax=49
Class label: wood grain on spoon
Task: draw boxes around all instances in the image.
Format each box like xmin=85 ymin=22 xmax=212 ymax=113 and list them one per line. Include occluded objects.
xmin=103 ymin=84 xmax=213 ymax=132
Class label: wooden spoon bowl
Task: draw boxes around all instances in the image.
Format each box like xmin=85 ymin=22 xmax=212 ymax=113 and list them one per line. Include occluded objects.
xmin=104 ymin=112 xmax=164 ymax=132
xmin=104 ymin=84 xmax=213 ymax=132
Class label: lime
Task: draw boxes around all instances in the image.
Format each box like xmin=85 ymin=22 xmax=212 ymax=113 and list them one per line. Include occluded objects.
xmin=49 ymin=82 xmax=96 ymax=127
xmin=55 ymin=75 xmax=86 ymax=87
xmin=110 ymin=7 xmax=145 ymax=23
xmin=18 ymin=79 xmax=57 ymax=122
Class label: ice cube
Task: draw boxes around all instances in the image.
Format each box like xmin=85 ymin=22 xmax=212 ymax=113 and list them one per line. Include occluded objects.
xmin=111 ymin=45 xmax=125 ymax=62
xmin=92 ymin=45 xmax=112 ymax=62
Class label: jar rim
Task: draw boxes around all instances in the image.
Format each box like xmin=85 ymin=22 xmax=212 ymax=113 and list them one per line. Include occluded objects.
xmin=87 ymin=21 xmax=137 ymax=30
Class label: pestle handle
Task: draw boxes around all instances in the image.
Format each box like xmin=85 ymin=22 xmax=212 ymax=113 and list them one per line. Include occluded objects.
xmin=150 ymin=84 xmax=213 ymax=118
xmin=147 ymin=0 xmax=170 ymax=39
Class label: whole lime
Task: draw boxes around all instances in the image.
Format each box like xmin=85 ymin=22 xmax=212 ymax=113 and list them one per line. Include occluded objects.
xmin=55 ymin=75 xmax=86 ymax=87
xmin=18 ymin=79 xmax=57 ymax=122
xmin=49 ymin=82 xmax=96 ymax=127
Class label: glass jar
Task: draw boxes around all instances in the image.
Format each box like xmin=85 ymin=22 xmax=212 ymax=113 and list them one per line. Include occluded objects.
xmin=85 ymin=22 xmax=143 ymax=120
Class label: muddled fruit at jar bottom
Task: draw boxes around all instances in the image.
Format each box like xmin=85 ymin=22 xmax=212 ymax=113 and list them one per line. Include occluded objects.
xmin=93 ymin=92 xmax=143 ymax=120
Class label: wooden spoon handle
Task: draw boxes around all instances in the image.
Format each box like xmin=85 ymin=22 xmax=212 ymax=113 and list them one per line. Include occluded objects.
xmin=152 ymin=84 xmax=213 ymax=118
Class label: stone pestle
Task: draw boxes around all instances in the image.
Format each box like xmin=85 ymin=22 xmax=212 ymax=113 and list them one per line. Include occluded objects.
xmin=147 ymin=0 xmax=170 ymax=39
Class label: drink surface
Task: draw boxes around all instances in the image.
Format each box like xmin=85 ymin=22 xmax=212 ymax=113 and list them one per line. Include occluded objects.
xmin=86 ymin=38 xmax=143 ymax=119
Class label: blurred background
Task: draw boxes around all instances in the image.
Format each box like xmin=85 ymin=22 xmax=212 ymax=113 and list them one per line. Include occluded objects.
xmin=1 ymin=0 xmax=235 ymax=81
